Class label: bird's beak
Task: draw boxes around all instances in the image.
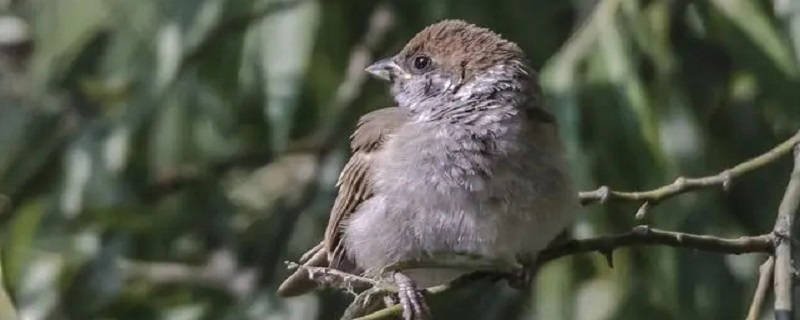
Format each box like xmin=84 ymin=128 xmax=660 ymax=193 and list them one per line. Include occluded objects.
xmin=365 ymin=58 xmax=406 ymax=81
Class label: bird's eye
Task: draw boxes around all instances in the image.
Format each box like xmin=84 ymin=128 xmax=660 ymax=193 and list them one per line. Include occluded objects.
xmin=412 ymin=55 xmax=431 ymax=71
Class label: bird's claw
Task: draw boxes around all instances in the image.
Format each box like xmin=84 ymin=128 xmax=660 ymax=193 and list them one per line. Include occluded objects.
xmin=394 ymin=273 xmax=431 ymax=320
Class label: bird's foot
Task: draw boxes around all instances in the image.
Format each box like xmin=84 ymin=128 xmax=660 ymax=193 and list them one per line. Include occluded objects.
xmin=393 ymin=272 xmax=431 ymax=320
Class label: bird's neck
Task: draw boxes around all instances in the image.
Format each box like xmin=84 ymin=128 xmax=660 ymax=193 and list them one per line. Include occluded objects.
xmin=407 ymin=62 xmax=537 ymax=126
xmin=412 ymin=89 xmax=534 ymax=126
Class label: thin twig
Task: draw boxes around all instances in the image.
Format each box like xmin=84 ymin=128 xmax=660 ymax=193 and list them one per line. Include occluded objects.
xmin=746 ymin=257 xmax=775 ymax=320
xmin=773 ymin=144 xmax=800 ymax=320
xmin=354 ymin=306 xmax=403 ymax=320
xmin=378 ymin=226 xmax=774 ymax=275
xmin=580 ymin=131 xmax=800 ymax=219
xmin=286 ymin=262 xmax=392 ymax=292
xmin=537 ymin=226 xmax=775 ymax=266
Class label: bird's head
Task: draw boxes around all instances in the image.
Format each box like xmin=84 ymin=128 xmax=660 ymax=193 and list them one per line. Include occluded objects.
xmin=366 ymin=20 xmax=536 ymax=121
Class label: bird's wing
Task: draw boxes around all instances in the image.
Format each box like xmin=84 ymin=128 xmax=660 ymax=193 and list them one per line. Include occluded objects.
xmin=277 ymin=107 xmax=408 ymax=297
xmin=325 ymin=106 xmax=409 ymax=266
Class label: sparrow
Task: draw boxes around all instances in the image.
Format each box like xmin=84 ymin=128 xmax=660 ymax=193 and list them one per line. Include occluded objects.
xmin=277 ymin=19 xmax=578 ymax=320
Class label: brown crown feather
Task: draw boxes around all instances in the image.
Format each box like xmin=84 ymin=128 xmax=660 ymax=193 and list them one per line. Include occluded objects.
xmin=397 ymin=19 xmax=526 ymax=80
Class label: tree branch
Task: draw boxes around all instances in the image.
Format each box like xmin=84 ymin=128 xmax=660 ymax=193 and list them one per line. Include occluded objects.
xmin=746 ymin=257 xmax=775 ymax=320
xmin=537 ymin=226 xmax=774 ymax=266
xmin=374 ymin=226 xmax=775 ymax=275
xmin=772 ymin=144 xmax=800 ymax=320
xmin=580 ymin=131 xmax=800 ymax=218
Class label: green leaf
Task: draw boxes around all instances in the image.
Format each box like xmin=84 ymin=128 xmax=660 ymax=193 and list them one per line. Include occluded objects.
xmin=257 ymin=0 xmax=320 ymax=152
xmin=774 ymin=0 xmax=800 ymax=64
xmin=596 ymin=1 xmax=663 ymax=161
xmin=29 ymin=0 xmax=109 ymax=92
xmin=710 ymin=0 xmax=799 ymax=78
xmin=0 ymin=248 xmax=18 ymax=320
xmin=2 ymin=199 xmax=45 ymax=289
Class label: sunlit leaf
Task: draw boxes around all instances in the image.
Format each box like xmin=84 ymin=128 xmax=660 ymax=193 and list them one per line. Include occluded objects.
xmin=3 ymin=199 xmax=45 ymax=288
xmin=257 ymin=0 xmax=320 ymax=152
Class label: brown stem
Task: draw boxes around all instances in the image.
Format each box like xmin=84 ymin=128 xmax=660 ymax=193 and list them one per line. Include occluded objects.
xmin=537 ymin=226 xmax=774 ymax=265
xmin=746 ymin=257 xmax=775 ymax=320
xmin=286 ymin=262 xmax=393 ymax=292
xmin=773 ymin=144 xmax=800 ymax=319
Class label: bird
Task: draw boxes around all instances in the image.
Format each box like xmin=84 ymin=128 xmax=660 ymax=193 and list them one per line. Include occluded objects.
xmin=277 ymin=19 xmax=578 ymax=320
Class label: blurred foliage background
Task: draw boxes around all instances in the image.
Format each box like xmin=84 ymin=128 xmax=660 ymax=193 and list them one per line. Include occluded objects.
xmin=0 ymin=0 xmax=799 ymax=319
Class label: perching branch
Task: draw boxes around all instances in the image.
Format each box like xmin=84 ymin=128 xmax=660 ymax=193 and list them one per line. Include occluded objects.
xmin=378 ymin=226 xmax=774 ymax=273
xmin=580 ymin=131 xmax=800 ymax=219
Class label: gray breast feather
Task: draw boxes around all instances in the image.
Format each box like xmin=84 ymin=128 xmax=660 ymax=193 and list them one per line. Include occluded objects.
xmin=342 ymin=116 xmax=577 ymax=288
